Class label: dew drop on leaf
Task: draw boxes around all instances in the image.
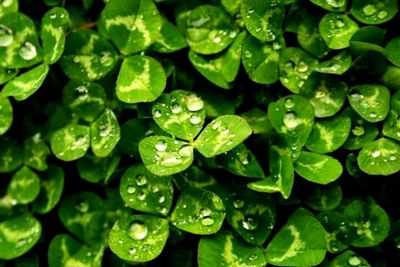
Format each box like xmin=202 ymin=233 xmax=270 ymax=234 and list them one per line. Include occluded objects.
xmin=283 ymin=112 xmax=300 ymax=129
xmin=248 ymin=254 xmax=258 ymax=261
xmin=189 ymin=114 xmax=201 ymax=125
xmin=128 ymin=221 xmax=148 ymax=240
xmin=242 ymin=216 xmax=258 ymax=230
xmin=171 ymin=103 xmax=182 ymax=114
xmin=377 ymin=10 xmax=388 ymax=19
xmin=75 ymin=201 xmax=89 ymax=213
xmin=297 ymin=61 xmax=309 ymax=73
xmin=155 ymin=140 xmax=167 ymax=152
xmin=284 ymin=98 xmax=294 ymax=109
xmin=352 ymin=126 xmax=365 ymax=136
xmin=99 ymin=51 xmax=114 ymax=67
xmin=19 ymin=42 xmax=37 ymax=60
xmin=127 ymin=186 xmax=136 ymax=194
xmin=348 ymin=256 xmax=361 ymax=266
xmin=363 ymin=4 xmax=377 ymax=16
xmin=185 ymin=95 xmax=204 ymax=112
xmin=0 ymin=25 xmax=13 ymax=47
xmin=153 ymin=109 xmax=162 ymax=118
xmin=371 ymin=150 xmax=381 ymax=158
xmin=178 ymin=146 xmax=193 ymax=157
xmin=128 ymin=248 xmax=136 ymax=255
xmin=136 ymin=175 xmax=147 ymax=186
xmin=160 ymin=155 xmax=183 ymax=167
xmin=233 ymin=199 xmax=244 ymax=209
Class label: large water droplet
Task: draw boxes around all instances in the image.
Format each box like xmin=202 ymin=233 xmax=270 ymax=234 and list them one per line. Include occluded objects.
xmin=99 ymin=51 xmax=114 ymax=66
xmin=0 ymin=24 xmax=13 ymax=47
xmin=19 ymin=42 xmax=37 ymax=60
xmin=335 ymin=19 xmax=345 ymax=28
xmin=390 ymin=155 xmax=397 ymax=161
xmin=153 ymin=109 xmax=162 ymax=118
xmin=128 ymin=221 xmax=148 ymax=240
xmin=363 ymin=4 xmax=377 ymax=16
xmin=136 ymin=175 xmax=147 ymax=186
xmin=369 ymin=112 xmax=377 ymax=119
xmin=377 ymin=10 xmax=388 ymax=19
xmin=160 ymin=155 xmax=183 ymax=167
xmin=213 ymin=36 xmax=222 ymax=43
xmin=348 ymin=255 xmax=361 ymax=266
xmin=155 ymin=140 xmax=167 ymax=152
xmin=171 ymin=103 xmax=182 ymax=114
xmin=242 ymin=216 xmax=258 ymax=230
xmin=127 ymin=186 xmax=136 ymax=194
xmin=158 ymin=195 xmax=165 ymax=203
xmin=189 ymin=114 xmax=201 ymax=125
xmin=178 ymin=146 xmax=193 ymax=157
xmin=185 ymin=95 xmax=204 ymax=112
xmin=283 ymin=112 xmax=300 ymax=129
xmin=76 ymin=201 xmax=89 ymax=213
xmin=371 ymin=150 xmax=381 ymax=158
xmin=248 ymin=254 xmax=258 ymax=261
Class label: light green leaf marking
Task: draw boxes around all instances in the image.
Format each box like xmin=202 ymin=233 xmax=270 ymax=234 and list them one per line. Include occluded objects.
xmin=268 ymin=225 xmax=305 ymax=263
xmin=0 ymin=97 xmax=12 ymax=135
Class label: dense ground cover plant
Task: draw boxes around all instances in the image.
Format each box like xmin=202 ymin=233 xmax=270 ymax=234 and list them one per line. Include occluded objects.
xmin=1 ymin=0 xmax=400 ymax=266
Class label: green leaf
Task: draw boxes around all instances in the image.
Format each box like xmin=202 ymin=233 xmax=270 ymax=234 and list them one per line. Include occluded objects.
xmin=304 ymin=183 xmax=342 ymax=211
xmin=344 ymin=199 xmax=390 ymax=247
xmin=151 ymin=17 xmax=187 ymax=53
xmin=297 ymin=14 xmax=330 ymax=59
xmin=0 ymin=137 xmax=22 ymax=173
xmin=32 ymin=165 xmax=64 ymax=214
xmin=119 ymin=164 xmax=174 ymax=216
xmin=382 ymin=66 xmax=400 ymax=90
xmin=63 ymin=80 xmax=107 ymax=122
xmin=351 ymin=0 xmax=398 ymax=25
xmin=198 ymin=231 xmax=267 ymax=267
xmin=309 ymin=0 xmax=347 ymax=12
xmin=327 ymin=251 xmax=370 ymax=267
xmin=41 ymin=7 xmax=70 ymax=64
xmin=194 ymin=115 xmax=252 ymax=158
xmin=2 ymin=64 xmax=49 ymax=101
xmin=386 ymin=37 xmax=400 ymax=67
xmin=319 ymin=13 xmax=359 ymax=50
xmin=184 ymin=5 xmax=239 ymax=55
xmin=152 ymin=90 xmax=206 ymax=140
xmin=305 ymin=114 xmax=351 ymax=154
xmin=98 ymin=0 xmax=163 ymax=55
xmin=0 ymin=213 xmax=41 ymax=260
xmin=172 ymin=166 xmax=217 ymax=191
xmin=7 ymin=166 xmax=40 ymax=204
xmin=241 ymin=0 xmax=285 ymax=42
xmin=350 ymin=26 xmax=386 ymax=56
xmin=50 ymin=124 xmax=90 ymax=161
xmin=266 ymin=208 xmax=327 ymax=266
xmin=294 ymin=151 xmax=343 ymax=185
xmin=217 ymin=143 xmax=265 ymax=178
xmin=0 ymin=68 xmax=17 ymax=85
xmin=301 ymin=74 xmax=348 ymax=118
xmin=241 ymin=108 xmax=273 ymax=135
xmin=48 ymin=234 xmax=104 ymax=267
xmin=315 ymin=51 xmax=352 ymax=75
xmin=108 ymin=215 xmax=169 ymax=262
xmin=342 ymin=108 xmax=379 ymax=150
xmin=90 ymin=109 xmax=120 ymax=157
xmin=242 ymin=34 xmax=281 ymax=85
xmin=268 ymin=95 xmax=314 ymax=154
xmin=116 ymin=55 xmax=166 ymax=104
xmin=0 ymin=96 xmax=12 ymax=135
xmin=279 ymin=47 xmax=318 ymax=93
xmin=77 ymin=153 xmax=120 ymax=184
xmin=171 ymin=187 xmax=225 ymax=235
xmin=58 ymin=191 xmax=106 ymax=244
xmin=222 ymin=0 xmax=242 ymax=15
xmin=60 ymin=30 xmax=118 ymax=81
xmin=348 ymin=84 xmax=390 ymax=123
xmin=383 ymin=91 xmax=400 ymax=141
xmin=317 ymin=211 xmax=356 ymax=254
xmin=0 ymin=0 xmax=18 ymax=18
xmin=139 ymin=135 xmax=194 ymax=176
xmin=0 ymin=12 xmax=42 ymax=69
xmin=23 ymin=133 xmax=51 ymax=171
xmin=357 ymin=138 xmax=400 ymax=175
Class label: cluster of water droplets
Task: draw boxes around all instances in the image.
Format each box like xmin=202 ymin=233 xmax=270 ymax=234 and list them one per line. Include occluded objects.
xmin=0 ymin=24 xmax=38 ymax=60
xmin=71 ymin=135 xmax=88 ymax=151
xmin=281 ymin=98 xmax=301 ymax=133
xmin=369 ymin=148 xmax=397 ymax=165
xmin=362 ymin=2 xmax=388 ymax=20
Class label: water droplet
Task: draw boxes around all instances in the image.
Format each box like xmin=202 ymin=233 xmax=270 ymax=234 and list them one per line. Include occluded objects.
xmin=297 ymin=61 xmax=308 ymax=73
xmin=350 ymin=125 xmax=364 ymax=137
xmin=178 ymin=146 xmax=193 ymax=157
xmin=248 ymin=254 xmax=258 ymax=261
xmin=49 ymin=12 xmax=57 ymax=19
xmin=213 ymin=36 xmax=221 ymax=43
xmin=229 ymin=31 xmax=237 ymax=38
xmin=160 ymin=155 xmax=183 ymax=167
xmin=1 ymin=0 xmax=14 ymax=7
xmin=335 ymin=19 xmax=345 ymax=28
xmin=137 ymin=192 xmax=146 ymax=200
xmin=371 ymin=150 xmax=381 ymax=158
xmin=240 ymin=153 xmax=249 ymax=165
xmin=155 ymin=140 xmax=167 ymax=152
xmin=185 ymin=95 xmax=204 ymax=111
xmin=76 ymin=201 xmax=89 ymax=213
xmin=189 ymin=114 xmax=201 ymax=125
xmin=128 ymin=248 xmax=136 ymax=255
xmin=128 ymin=221 xmax=148 ymax=240
xmin=284 ymin=98 xmax=295 ymax=109
xmin=158 ymin=196 xmax=165 ymax=203
xmin=348 ymin=256 xmax=361 ymax=266
xmin=171 ymin=103 xmax=182 ymax=113
xmin=201 ymin=217 xmax=215 ymax=226
xmin=153 ymin=109 xmax=162 ymax=118
xmin=73 ymin=56 xmax=80 ymax=63
xmin=297 ymin=80 xmax=305 ymax=88
xmin=99 ymin=51 xmax=114 ymax=66
xmin=233 ymin=199 xmax=244 ymax=209
xmin=267 ymin=222 xmax=274 ymax=230
xmin=0 ymin=24 xmax=13 ymax=47
xmin=390 ymin=155 xmax=397 ymax=161
xmin=19 ymin=42 xmax=37 ymax=60
xmin=377 ymin=10 xmax=388 ymax=19
xmin=282 ymin=77 xmax=289 ymax=84
xmin=283 ymin=112 xmax=299 ymax=129
xmin=247 ymin=7 xmax=254 ymax=14
xmin=199 ymin=208 xmax=211 ymax=218
xmin=369 ymin=112 xmax=377 ymax=119
xmin=136 ymin=175 xmax=147 ymax=186
xmin=75 ymin=85 xmax=88 ymax=97
xmin=242 ymin=216 xmax=258 ymax=230
xmin=127 ymin=186 xmax=136 ymax=194
xmin=363 ymin=4 xmax=377 ymax=16
xmin=266 ymin=30 xmax=275 ymax=40
xmin=244 ymin=50 xmax=252 ymax=58
xmin=272 ymin=41 xmax=281 ymax=50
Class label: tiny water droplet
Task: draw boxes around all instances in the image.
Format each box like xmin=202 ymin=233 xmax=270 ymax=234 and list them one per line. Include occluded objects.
xmin=201 ymin=217 xmax=215 ymax=226
xmin=272 ymin=41 xmax=281 ymax=50
xmin=128 ymin=248 xmax=136 ymax=255
xmin=0 ymin=24 xmax=13 ymax=47
xmin=352 ymin=126 xmax=365 ymax=136
xmin=348 ymin=256 xmax=361 ymax=266
xmin=284 ymin=98 xmax=294 ymax=109
xmin=242 ymin=216 xmax=258 ymax=230
xmin=76 ymin=201 xmax=89 ymax=213
xmin=371 ymin=150 xmax=381 ymax=158
xmin=127 ymin=186 xmax=136 ymax=194
xmin=19 ymin=42 xmax=37 ymax=60
xmin=99 ymin=51 xmax=114 ymax=66
xmin=213 ymin=36 xmax=221 ymax=43
xmin=137 ymin=192 xmax=146 ymax=200
xmin=185 ymin=95 xmax=204 ymax=111
xmin=247 ymin=8 xmax=254 ymax=14
xmin=189 ymin=114 xmax=201 ymax=125
xmin=369 ymin=112 xmax=377 ymax=119
xmin=158 ymin=196 xmax=165 ymax=203
xmin=49 ymin=12 xmax=57 ymax=19
xmin=229 ymin=31 xmax=237 ymax=38
xmin=155 ymin=140 xmax=167 ymax=152
xmin=335 ymin=19 xmax=345 ymax=28
xmin=377 ymin=10 xmax=388 ymax=19
xmin=233 ymin=199 xmax=244 ymax=209
xmin=297 ymin=61 xmax=308 ymax=73
xmin=171 ymin=103 xmax=182 ymax=113
xmin=136 ymin=175 xmax=147 ymax=186
xmin=153 ymin=109 xmax=162 ymax=118
xmin=244 ymin=50 xmax=252 ymax=58
xmin=363 ymin=4 xmax=377 ymax=16
xmin=248 ymin=254 xmax=258 ymax=261
xmin=240 ymin=153 xmax=249 ymax=165
xmin=128 ymin=221 xmax=148 ymax=240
